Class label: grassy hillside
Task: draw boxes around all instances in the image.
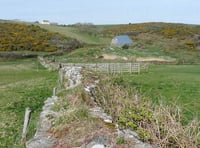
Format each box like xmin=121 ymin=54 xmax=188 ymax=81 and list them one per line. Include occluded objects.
xmin=102 ymin=23 xmax=200 ymax=63
xmin=38 ymin=24 xmax=111 ymax=45
xmin=37 ymin=22 xmax=200 ymax=64
xmin=0 ymin=22 xmax=81 ymax=52
xmin=4 ymin=22 xmax=199 ymax=63
xmin=0 ymin=59 xmax=58 ymax=147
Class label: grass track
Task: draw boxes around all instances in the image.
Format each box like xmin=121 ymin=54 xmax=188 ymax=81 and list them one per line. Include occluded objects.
xmin=38 ymin=24 xmax=111 ymax=45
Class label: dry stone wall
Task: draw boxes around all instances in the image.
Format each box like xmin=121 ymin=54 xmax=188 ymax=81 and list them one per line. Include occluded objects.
xmin=27 ymin=62 xmax=154 ymax=148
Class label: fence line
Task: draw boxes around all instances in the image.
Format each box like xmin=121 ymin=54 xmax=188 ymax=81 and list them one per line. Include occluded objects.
xmin=62 ymin=63 xmax=148 ymax=74
xmin=38 ymin=56 xmax=149 ymax=74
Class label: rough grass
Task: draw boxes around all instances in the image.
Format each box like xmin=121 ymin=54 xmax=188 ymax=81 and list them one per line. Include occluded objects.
xmin=86 ymin=71 xmax=199 ymax=147
xmin=0 ymin=59 xmax=58 ymax=147
xmin=111 ymin=64 xmax=200 ymax=124
xmin=51 ymin=86 xmax=136 ymax=147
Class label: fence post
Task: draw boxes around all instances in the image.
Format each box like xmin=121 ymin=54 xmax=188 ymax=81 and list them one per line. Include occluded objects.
xmin=111 ymin=63 xmax=114 ymax=74
xmin=53 ymin=87 xmax=57 ymax=96
xmin=138 ymin=63 xmax=140 ymax=74
xmin=119 ymin=63 xmax=121 ymax=74
xmin=21 ymin=107 xmax=31 ymax=144
xmin=95 ymin=63 xmax=97 ymax=72
xmin=60 ymin=69 xmax=64 ymax=88
xmin=130 ymin=63 xmax=132 ymax=73
xmin=106 ymin=64 xmax=109 ymax=73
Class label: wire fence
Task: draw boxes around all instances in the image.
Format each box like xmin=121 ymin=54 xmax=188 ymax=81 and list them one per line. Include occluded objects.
xmin=38 ymin=56 xmax=149 ymax=74
xmin=62 ymin=63 xmax=149 ymax=74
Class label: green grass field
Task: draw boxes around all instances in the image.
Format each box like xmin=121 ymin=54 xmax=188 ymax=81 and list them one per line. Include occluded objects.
xmin=112 ymin=64 xmax=200 ymax=123
xmin=0 ymin=59 xmax=58 ymax=147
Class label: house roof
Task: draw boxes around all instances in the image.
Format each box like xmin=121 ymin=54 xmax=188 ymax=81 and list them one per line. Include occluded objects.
xmin=111 ymin=35 xmax=133 ymax=47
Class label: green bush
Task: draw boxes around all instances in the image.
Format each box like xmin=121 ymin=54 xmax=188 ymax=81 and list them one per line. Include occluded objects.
xmin=122 ymin=44 xmax=129 ymax=49
xmin=116 ymin=137 xmax=126 ymax=144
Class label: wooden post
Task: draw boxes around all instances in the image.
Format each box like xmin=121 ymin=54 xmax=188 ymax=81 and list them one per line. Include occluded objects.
xmin=130 ymin=63 xmax=132 ymax=73
xmin=53 ymin=87 xmax=57 ymax=96
xmin=119 ymin=63 xmax=121 ymax=73
xmin=113 ymin=63 xmax=115 ymax=74
xmin=111 ymin=63 xmax=113 ymax=74
xmin=58 ymin=79 xmax=61 ymax=88
xmin=37 ymin=60 xmax=39 ymax=72
xmin=21 ymin=107 xmax=31 ymax=143
xmin=138 ymin=63 xmax=140 ymax=74
xmin=60 ymin=69 xmax=64 ymax=88
xmin=95 ymin=63 xmax=97 ymax=72
xmin=106 ymin=64 xmax=109 ymax=73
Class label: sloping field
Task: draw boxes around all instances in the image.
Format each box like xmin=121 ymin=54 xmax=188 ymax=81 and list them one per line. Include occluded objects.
xmin=38 ymin=24 xmax=111 ymax=45
xmin=0 ymin=59 xmax=57 ymax=147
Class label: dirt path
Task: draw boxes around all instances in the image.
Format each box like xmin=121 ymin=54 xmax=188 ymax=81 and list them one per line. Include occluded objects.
xmin=102 ymin=54 xmax=128 ymax=60
xmin=136 ymin=57 xmax=176 ymax=62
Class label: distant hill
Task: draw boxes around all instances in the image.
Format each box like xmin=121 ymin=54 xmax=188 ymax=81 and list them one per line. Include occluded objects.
xmin=0 ymin=22 xmax=82 ymax=52
xmin=38 ymin=22 xmax=200 ymax=50
xmin=103 ymin=23 xmax=200 ymax=49
xmin=43 ymin=22 xmax=200 ymax=64
xmin=2 ymin=21 xmax=199 ymax=63
xmin=99 ymin=23 xmax=200 ymax=64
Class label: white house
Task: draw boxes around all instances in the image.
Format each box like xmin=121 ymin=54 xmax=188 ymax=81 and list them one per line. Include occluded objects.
xmin=40 ymin=20 xmax=50 ymax=25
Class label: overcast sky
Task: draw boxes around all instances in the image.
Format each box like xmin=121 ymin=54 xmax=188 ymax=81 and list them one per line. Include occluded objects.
xmin=0 ymin=0 xmax=199 ymax=25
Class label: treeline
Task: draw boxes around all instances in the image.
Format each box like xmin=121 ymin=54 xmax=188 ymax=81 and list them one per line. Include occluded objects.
xmin=0 ymin=23 xmax=82 ymax=52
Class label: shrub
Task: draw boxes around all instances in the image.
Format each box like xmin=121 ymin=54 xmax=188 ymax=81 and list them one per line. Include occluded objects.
xmin=116 ymin=137 xmax=126 ymax=144
xmin=122 ymin=44 xmax=129 ymax=49
xmin=0 ymin=23 xmax=81 ymax=52
xmin=184 ymin=40 xmax=196 ymax=49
